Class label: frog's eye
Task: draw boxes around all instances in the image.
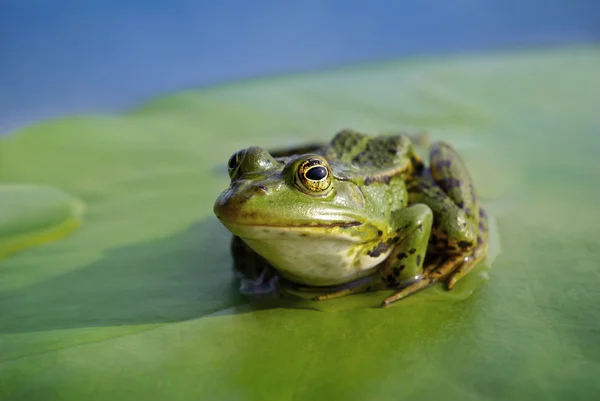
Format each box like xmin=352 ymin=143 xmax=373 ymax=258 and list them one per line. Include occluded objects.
xmin=295 ymin=156 xmax=333 ymax=194
xmin=227 ymin=150 xmax=244 ymax=179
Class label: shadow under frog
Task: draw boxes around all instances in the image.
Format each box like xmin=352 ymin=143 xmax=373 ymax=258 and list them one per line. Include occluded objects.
xmin=0 ymin=213 xmax=494 ymax=335
xmin=0 ymin=218 xmax=245 ymax=334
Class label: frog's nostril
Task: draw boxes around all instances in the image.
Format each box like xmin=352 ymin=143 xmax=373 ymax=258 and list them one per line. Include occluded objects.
xmin=256 ymin=185 xmax=268 ymax=194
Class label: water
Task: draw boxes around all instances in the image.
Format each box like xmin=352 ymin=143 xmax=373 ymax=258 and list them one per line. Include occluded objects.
xmin=1 ymin=0 xmax=599 ymax=134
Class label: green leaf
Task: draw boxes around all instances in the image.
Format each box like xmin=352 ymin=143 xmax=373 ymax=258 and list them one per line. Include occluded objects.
xmin=1 ymin=46 xmax=600 ymax=400
xmin=0 ymin=185 xmax=83 ymax=260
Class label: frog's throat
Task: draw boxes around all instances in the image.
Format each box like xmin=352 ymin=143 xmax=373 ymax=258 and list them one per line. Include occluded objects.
xmin=224 ymin=223 xmax=391 ymax=287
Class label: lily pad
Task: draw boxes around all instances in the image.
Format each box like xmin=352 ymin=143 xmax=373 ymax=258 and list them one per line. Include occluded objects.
xmin=1 ymin=46 xmax=600 ymax=400
xmin=0 ymin=185 xmax=83 ymax=260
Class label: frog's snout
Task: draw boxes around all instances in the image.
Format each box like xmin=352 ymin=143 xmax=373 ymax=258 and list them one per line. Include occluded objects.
xmin=213 ymin=180 xmax=270 ymax=223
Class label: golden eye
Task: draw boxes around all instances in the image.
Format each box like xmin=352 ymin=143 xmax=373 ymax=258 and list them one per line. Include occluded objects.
xmin=296 ymin=157 xmax=332 ymax=194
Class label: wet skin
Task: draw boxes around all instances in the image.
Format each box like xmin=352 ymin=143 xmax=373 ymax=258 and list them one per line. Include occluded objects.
xmin=213 ymin=129 xmax=488 ymax=307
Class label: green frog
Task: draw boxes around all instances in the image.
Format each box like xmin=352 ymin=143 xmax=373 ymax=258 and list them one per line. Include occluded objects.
xmin=213 ymin=129 xmax=488 ymax=307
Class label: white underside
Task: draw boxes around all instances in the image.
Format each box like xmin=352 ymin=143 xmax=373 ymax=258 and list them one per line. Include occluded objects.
xmin=231 ymin=224 xmax=390 ymax=286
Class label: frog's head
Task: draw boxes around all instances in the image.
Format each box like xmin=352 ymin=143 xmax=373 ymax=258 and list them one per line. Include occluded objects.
xmin=214 ymin=146 xmax=371 ymax=236
xmin=213 ymin=146 xmax=386 ymax=286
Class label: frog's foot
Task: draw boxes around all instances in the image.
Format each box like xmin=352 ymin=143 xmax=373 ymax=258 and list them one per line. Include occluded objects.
xmin=447 ymin=238 xmax=489 ymax=289
xmin=231 ymin=235 xmax=282 ymax=297
xmin=238 ymin=267 xmax=281 ymax=297
xmin=307 ymin=276 xmax=378 ymax=301
xmin=313 ymin=287 xmax=364 ymax=301
xmin=446 ymin=256 xmax=476 ymax=290
xmin=381 ymin=254 xmax=465 ymax=307
xmin=445 ymin=209 xmax=490 ymax=289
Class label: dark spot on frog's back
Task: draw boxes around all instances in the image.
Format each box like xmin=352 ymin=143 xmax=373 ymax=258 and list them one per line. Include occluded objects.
xmin=442 ymin=177 xmax=462 ymax=189
xmin=368 ymin=241 xmax=392 ymax=257
xmin=351 ymin=150 xmax=368 ymax=164
xmin=439 ymin=159 xmax=452 ymax=168
xmin=364 ymin=175 xmax=392 ymax=186
xmin=413 ymin=180 xmax=431 ymax=191
xmin=457 ymin=240 xmax=472 ymax=249
xmin=478 ymin=221 xmax=486 ymax=232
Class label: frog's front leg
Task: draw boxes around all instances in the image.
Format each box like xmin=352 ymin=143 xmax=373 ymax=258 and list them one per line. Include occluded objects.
xmin=379 ymin=204 xmax=433 ymax=285
xmin=310 ymin=204 xmax=434 ymax=304
xmin=370 ymin=203 xmax=449 ymax=306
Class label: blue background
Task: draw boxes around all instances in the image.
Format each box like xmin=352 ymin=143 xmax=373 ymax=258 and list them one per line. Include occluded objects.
xmin=1 ymin=0 xmax=599 ymax=134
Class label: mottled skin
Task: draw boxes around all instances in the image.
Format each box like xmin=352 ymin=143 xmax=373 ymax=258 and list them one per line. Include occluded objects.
xmin=213 ymin=129 xmax=488 ymax=307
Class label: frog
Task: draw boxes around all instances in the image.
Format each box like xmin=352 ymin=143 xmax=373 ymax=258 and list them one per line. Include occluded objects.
xmin=213 ymin=129 xmax=488 ymax=307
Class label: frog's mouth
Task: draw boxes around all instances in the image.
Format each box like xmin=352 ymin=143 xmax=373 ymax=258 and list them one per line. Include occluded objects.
xmin=213 ymin=194 xmax=370 ymax=241
xmin=215 ymin=218 xmax=366 ymax=242
xmin=213 ymin=179 xmax=371 ymax=241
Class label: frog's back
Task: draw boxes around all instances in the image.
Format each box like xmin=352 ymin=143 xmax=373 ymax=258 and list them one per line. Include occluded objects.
xmin=320 ymin=129 xmax=423 ymax=185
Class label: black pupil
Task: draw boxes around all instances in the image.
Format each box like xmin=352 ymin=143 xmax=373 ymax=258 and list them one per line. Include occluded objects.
xmin=228 ymin=153 xmax=239 ymax=169
xmin=306 ymin=166 xmax=327 ymax=181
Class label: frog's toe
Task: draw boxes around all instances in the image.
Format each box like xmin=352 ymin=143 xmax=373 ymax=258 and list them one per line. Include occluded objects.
xmin=380 ymin=253 xmax=467 ymax=307
xmin=381 ymin=276 xmax=433 ymax=307
xmin=447 ymin=245 xmax=488 ymax=289
xmin=313 ymin=288 xmax=358 ymax=301
xmin=239 ymin=267 xmax=280 ymax=296
xmin=312 ymin=276 xmax=378 ymax=301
